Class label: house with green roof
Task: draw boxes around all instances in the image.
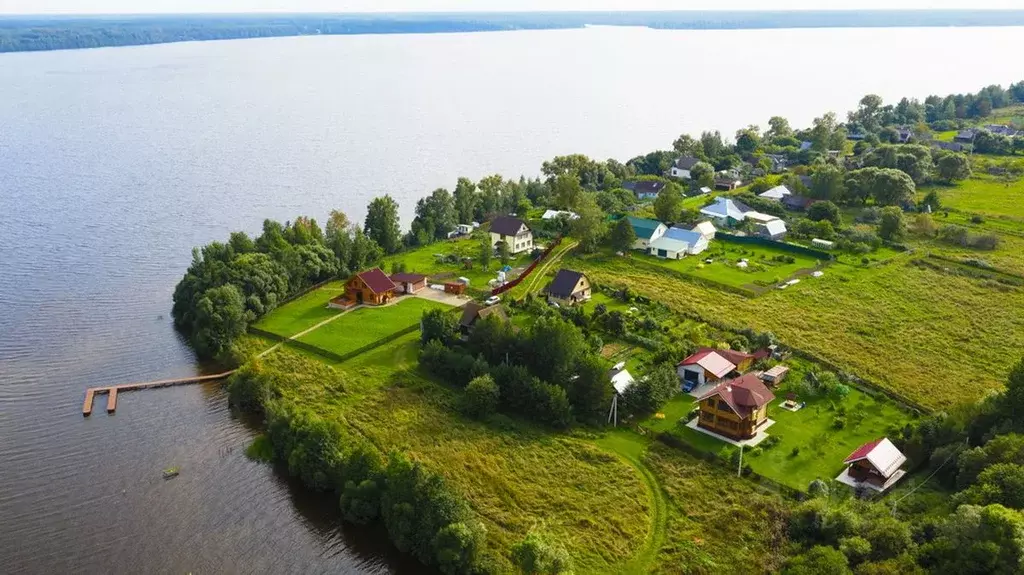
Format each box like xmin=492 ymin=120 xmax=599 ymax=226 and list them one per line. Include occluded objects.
xmin=627 ymin=216 xmax=668 ymax=251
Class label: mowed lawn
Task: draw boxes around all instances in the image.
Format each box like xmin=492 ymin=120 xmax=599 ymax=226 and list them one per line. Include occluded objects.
xmin=648 ymin=239 xmax=824 ymax=289
xmin=574 ymin=255 xmax=1024 ymax=409
xmin=382 ymin=236 xmax=535 ymax=290
xmin=296 ymin=297 xmax=451 ymax=356
xmin=646 ymin=376 xmax=913 ymax=491
xmin=253 ymin=281 xmax=345 ymax=337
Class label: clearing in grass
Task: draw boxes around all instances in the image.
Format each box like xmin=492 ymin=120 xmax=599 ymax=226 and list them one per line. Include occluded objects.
xmin=253 ymin=281 xmax=345 ymax=337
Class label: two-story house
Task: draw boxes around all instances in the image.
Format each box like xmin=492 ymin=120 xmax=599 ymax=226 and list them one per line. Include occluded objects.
xmin=489 ymin=216 xmax=533 ymax=255
xmin=695 ymin=373 xmax=775 ymax=441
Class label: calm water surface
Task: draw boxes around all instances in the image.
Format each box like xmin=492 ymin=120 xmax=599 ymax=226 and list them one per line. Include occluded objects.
xmin=0 ymin=25 xmax=1020 ymax=573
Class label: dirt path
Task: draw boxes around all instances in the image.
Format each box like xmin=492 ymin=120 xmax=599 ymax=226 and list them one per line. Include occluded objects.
xmin=520 ymin=240 xmax=579 ymax=296
xmin=592 ymin=430 xmax=668 ymax=575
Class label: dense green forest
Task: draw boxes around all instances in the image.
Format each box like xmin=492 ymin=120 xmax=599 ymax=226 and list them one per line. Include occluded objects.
xmin=4 ymin=10 xmax=1024 ymax=53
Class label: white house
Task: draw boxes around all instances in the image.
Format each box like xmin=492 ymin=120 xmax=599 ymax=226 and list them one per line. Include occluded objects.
xmin=692 ymin=221 xmax=717 ymax=240
xmin=758 ymin=185 xmax=792 ymax=201
xmin=541 ymin=209 xmax=579 ymax=221
xmin=670 ymin=156 xmax=701 ymax=179
xmin=489 ymin=216 xmax=533 ymax=255
xmin=649 ymin=227 xmax=709 ymax=259
xmin=626 ymin=217 xmax=668 ymax=251
xmin=699 ymin=197 xmax=753 ymax=225
xmin=456 ymin=224 xmax=474 ymax=235
xmin=756 ymin=220 xmax=788 ymax=240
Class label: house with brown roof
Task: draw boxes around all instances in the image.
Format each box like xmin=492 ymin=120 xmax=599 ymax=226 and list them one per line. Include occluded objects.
xmin=459 ymin=301 xmax=508 ymax=336
xmin=390 ymin=273 xmax=428 ymax=294
xmin=677 ymin=347 xmax=758 ymax=392
xmin=836 ymin=438 xmax=908 ymax=492
xmin=545 ymin=269 xmax=591 ymax=306
xmin=330 ymin=268 xmax=396 ymax=308
xmin=694 ymin=373 xmax=775 ymax=441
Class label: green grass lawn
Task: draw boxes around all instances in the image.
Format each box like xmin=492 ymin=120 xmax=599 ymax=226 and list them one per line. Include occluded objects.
xmin=382 ymin=236 xmax=536 ymax=291
xmin=296 ymin=297 xmax=450 ymax=356
xmin=639 ymin=239 xmax=824 ymax=290
xmin=644 ymin=383 xmax=913 ymax=491
xmin=920 ymin=176 xmax=1024 ymax=221
xmin=253 ymin=281 xmax=345 ymax=336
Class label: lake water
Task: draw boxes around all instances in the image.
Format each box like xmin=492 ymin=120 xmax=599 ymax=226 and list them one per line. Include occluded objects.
xmin=0 ymin=25 xmax=1020 ymax=573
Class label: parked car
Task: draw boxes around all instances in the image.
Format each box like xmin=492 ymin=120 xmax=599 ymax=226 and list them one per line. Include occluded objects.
xmin=484 ymin=295 xmax=501 ymax=306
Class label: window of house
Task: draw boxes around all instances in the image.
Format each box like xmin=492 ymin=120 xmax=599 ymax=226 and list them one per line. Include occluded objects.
xmin=717 ymin=400 xmax=732 ymax=412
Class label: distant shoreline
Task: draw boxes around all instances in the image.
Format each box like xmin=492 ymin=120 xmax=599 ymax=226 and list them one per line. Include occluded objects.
xmin=4 ymin=10 xmax=1024 ymax=54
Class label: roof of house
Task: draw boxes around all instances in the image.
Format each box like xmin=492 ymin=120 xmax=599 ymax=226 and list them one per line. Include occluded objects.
xmin=542 ymin=209 xmax=579 ymax=220
xmin=547 ymin=269 xmax=586 ymax=298
xmin=699 ymin=186 xmax=713 ymax=194
xmin=609 ymin=367 xmax=635 ymax=395
xmin=631 ymin=181 xmax=666 ymax=196
xmin=459 ymin=301 xmax=508 ymax=328
xmin=799 ymin=141 xmax=813 ymax=151
xmin=759 ymin=185 xmax=792 ymax=200
xmin=713 ymin=348 xmax=756 ymax=366
xmin=700 ymin=197 xmax=752 ymax=221
xmin=649 ymin=235 xmax=693 ymax=254
xmin=664 ymin=227 xmax=705 ymax=245
xmin=627 ymin=216 xmax=665 ymax=240
xmin=490 ymin=216 xmax=529 ymax=237
xmin=692 ymin=221 xmax=717 ymax=237
xmin=759 ymin=220 xmax=788 ymax=236
xmin=356 ymin=268 xmax=398 ymax=294
xmin=697 ymin=373 xmax=776 ymax=418
xmin=782 ymin=195 xmax=816 ymax=210
xmin=745 ymin=211 xmax=779 ymax=223
xmin=389 ymin=272 xmax=427 ymax=284
xmin=763 ymin=365 xmax=789 ymax=379
xmin=674 ymin=156 xmax=701 ymax=170
xmin=843 ymin=438 xmax=907 ymax=478
xmin=931 ymin=140 xmax=966 ymax=152
xmin=679 ymin=349 xmax=737 ymax=379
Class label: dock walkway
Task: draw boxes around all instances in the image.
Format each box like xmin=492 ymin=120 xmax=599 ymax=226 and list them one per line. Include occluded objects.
xmin=82 ymin=371 xmax=234 ymax=416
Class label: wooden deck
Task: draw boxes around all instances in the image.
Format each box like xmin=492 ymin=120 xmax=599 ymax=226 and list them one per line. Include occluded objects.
xmin=82 ymin=371 xmax=235 ymax=416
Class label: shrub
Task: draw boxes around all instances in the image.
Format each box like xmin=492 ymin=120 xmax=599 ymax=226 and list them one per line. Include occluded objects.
xmin=463 ymin=375 xmax=500 ymax=419
xmin=791 ymin=446 xmax=801 ymax=457
xmin=832 ymin=416 xmax=847 ymax=430
xmin=970 ymin=214 xmax=985 ymax=224
xmin=839 ymin=536 xmax=873 ymax=566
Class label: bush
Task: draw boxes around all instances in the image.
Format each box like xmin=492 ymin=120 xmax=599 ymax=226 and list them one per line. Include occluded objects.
xmin=463 ymin=375 xmax=500 ymax=419
xmin=832 ymin=416 xmax=847 ymax=430
xmin=839 ymin=536 xmax=873 ymax=566
xmin=791 ymin=446 xmax=801 ymax=457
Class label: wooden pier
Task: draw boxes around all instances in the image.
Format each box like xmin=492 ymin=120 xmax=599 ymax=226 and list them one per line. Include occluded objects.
xmin=82 ymin=371 xmax=235 ymax=416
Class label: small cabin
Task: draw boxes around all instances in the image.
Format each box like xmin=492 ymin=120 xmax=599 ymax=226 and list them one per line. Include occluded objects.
xmin=545 ymin=269 xmax=592 ymax=306
xmin=330 ymin=268 xmax=396 ymax=308
xmin=837 ymin=438 xmax=908 ymax=492
xmin=390 ymin=273 xmax=428 ymax=294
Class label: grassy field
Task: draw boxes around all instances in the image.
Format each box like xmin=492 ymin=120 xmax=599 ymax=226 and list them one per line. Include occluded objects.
xmin=254 ymin=336 xmax=654 ymax=573
xmin=572 ymin=254 xmax=1024 ymax=409
xmin=642 ymin=443 xmax=787 ymax=574
xmin=921 ymin=176 xmax=1024 ymax=221
xmin=253 ymin=281 xmax=345 ymax=336
xmin=296 ymin=297 xmax=450 ymax=356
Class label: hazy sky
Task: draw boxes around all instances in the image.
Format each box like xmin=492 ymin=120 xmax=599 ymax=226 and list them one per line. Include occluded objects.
xmin=3 ymin=0 xmax=1023 ymax=15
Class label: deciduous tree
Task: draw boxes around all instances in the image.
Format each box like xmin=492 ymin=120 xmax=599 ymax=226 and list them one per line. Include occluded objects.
xmin=364 ymin=195 xmax=402 ymax=254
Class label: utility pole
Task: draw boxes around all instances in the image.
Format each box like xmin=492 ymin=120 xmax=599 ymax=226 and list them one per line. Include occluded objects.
xmin=737 ymin=444 xmax=744 ymax=477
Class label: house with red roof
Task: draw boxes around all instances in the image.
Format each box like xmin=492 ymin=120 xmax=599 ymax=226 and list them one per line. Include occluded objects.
xmin=390 ymin=272 xmax=427 ymax=294
xmin=694 ymin=373 xmax=775 ymax=441
xmin=836 ymin=438 xmax=908 ymax=492
xmin=330 ymin=268 xmax=396 ymax=308
xmin=677 ymin=347 xmax=759 ymax=392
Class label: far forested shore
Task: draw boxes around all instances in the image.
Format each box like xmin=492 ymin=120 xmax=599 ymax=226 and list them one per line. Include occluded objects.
xmin=5 ymin=10 xmax=1024 ymax=53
